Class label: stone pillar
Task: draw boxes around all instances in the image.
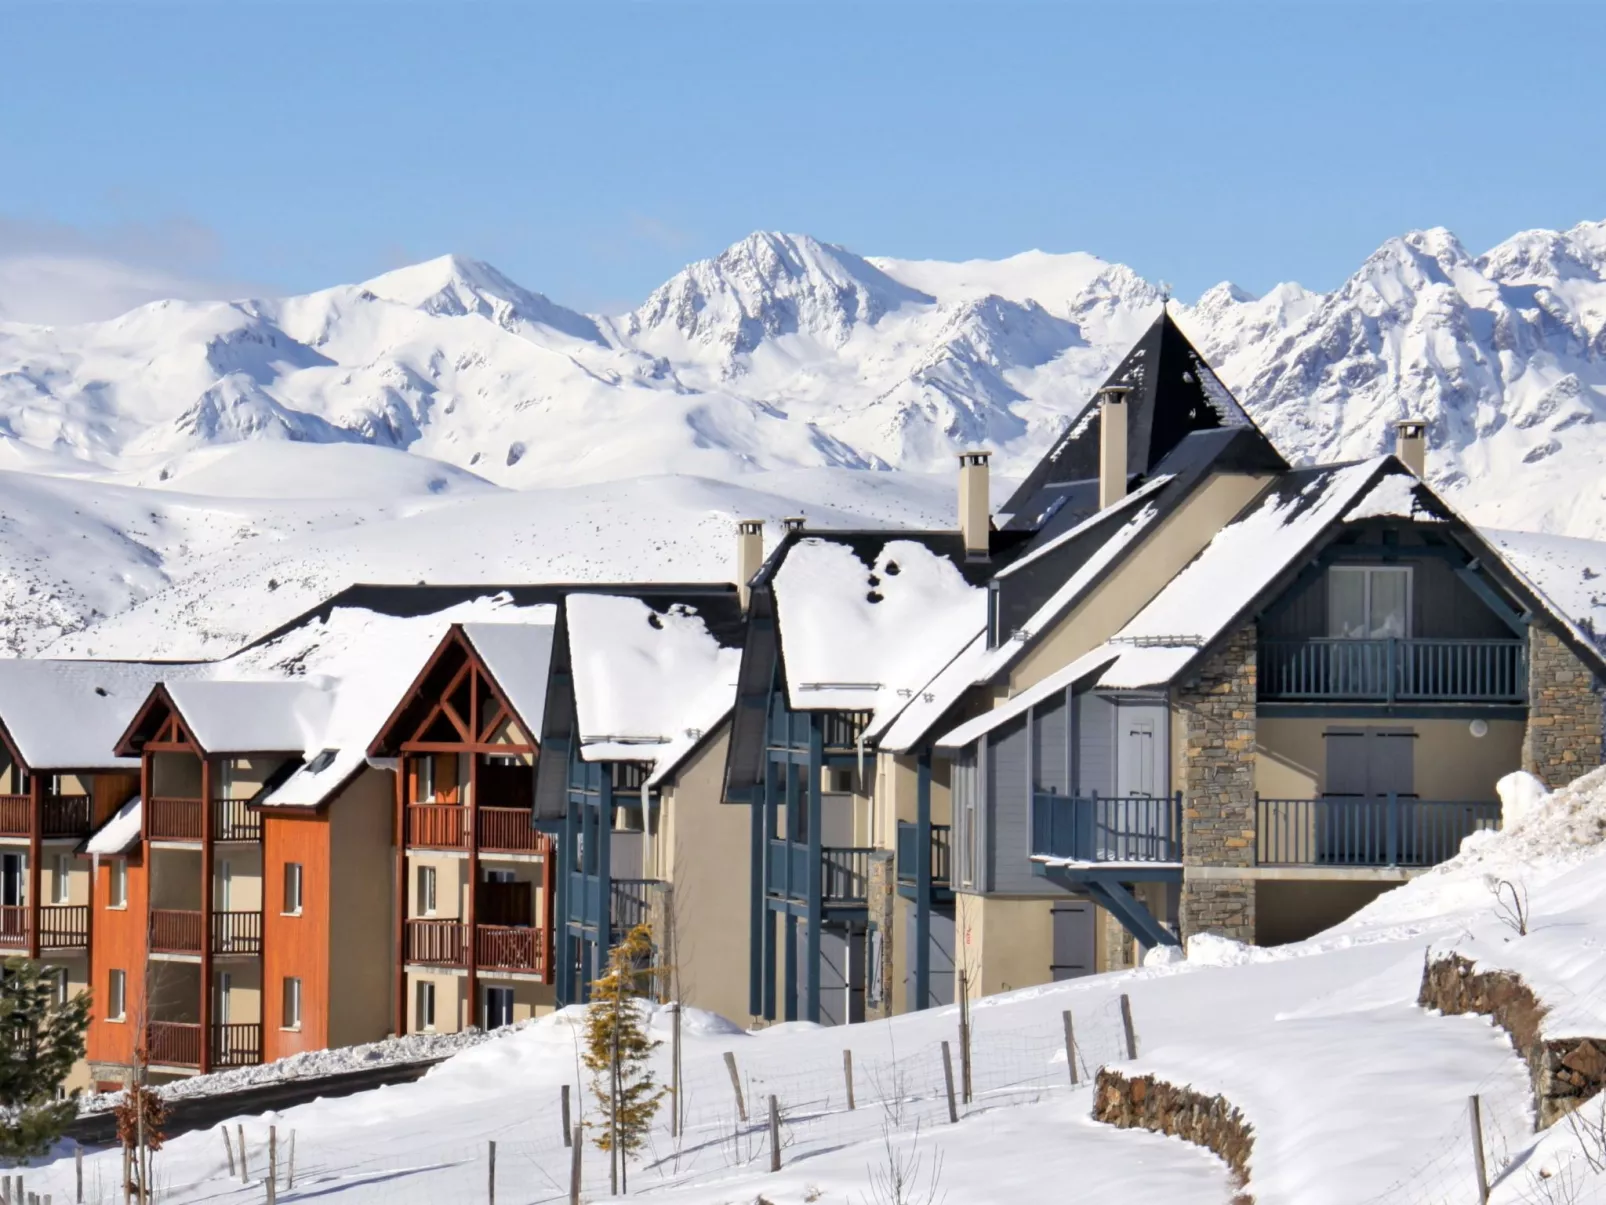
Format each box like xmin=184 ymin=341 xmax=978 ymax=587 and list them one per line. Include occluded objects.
xmin=1523 ymin=623 xmax=1605 ymax=789
xmin=647 ymin=882 xmax=674 ymax=1003
xmin=1176 ymin=623 xmax=1258 ymax=943
xmin=865 ymin=851 xmax=895 ymax=1020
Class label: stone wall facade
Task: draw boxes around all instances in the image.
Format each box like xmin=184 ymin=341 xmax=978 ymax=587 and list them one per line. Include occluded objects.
xmin=1176 ymin=623 xmax=1258 ymax=943
xmin=1094 ymin=1068 xmax=1254 ymax=1203
xmin=1524 ymin=624 xmax=1605 ymax=790
xmin=866 ymin=851 xmax=896 ymax=1020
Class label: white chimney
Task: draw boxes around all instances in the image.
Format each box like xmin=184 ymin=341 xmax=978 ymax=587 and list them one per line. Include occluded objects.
xmin=1099 ymin=386 xmax=1132 ymax=509
xmin=958 ymin=451 xmax=992 ymax=559
xmin=736 ymin=519 xmax=764 ymax=612
xmin=1395 ymin=419 xmax=1427 ymax=477
xmin=782 ymin=515 xmax=807 ymax=533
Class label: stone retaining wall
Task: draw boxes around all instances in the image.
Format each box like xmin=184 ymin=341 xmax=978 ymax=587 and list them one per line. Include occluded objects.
xmin=1094 ymin=1068 xmax=1254 ymax=1203
xmin=1523 ymin=624 xmax=1605 ymax=790
xmin=1420 ymin=953 xmax=1606 ymax=1127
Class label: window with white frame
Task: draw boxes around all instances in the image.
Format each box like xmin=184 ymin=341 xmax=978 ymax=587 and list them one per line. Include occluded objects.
xmin=283 ymin=862 xmax=303 ymax=915
xmin=108 ymin=859 xmax=127 ymax=908
xmin=53 ymin=854 xmax=70 ymax=905
xmin=416 ymin=865 xmax=437 ymax=916
xmin=1328 ymin=566 xmax=1412 ymax=639
xmin=108 ymin=969 xmax=126 ymax=1021
xmin=282 ymin=976 xmax=302 ymax=1030
xmin=416 ymin=980 xmax=436 ymax=1031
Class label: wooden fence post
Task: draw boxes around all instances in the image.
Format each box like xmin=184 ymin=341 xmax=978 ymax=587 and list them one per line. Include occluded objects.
xmin=843 ymin=1049 xmax=855 ymax=1110
xmin=940 ymin=1041 xmax=958 ymax=1124
xmin=671 ymin=1004 xmax=682 ymax=1139
xmin=267 ymin=1126 xmax=277 ymax=1205
xmin=1062 ymin=1010 xmax=1079 ymax=1086
xmin=75 ymin=1147 xmax=83 ymax=1205
xmin=221 ymin=1128 xmax=236 ymax=1179
xmin=723 ymin=1051 xmax=748 ymax=1122
xmin=561 ymin=1085 xmax=572 ymax=1146
xmin=288 ymin=1131 xmax=296 ymax=1190
xmin=768 ymin=1096 xmax=781 ymax=1172
xmin=1120 ymin=993 xmax=1138 ymax=1060
xmin=238 ymin=1125 xmax=249 ymax=1183
xmin=958 ymin=970 xmax=972 ymax=1104
xmin=487 ymin=1140 xmax=496 ymax=1205
xmin=568 ymin=1124 xmax=582 ymax=1205
xmin=1470 ymin=1094 xmax=1490 ymax=1204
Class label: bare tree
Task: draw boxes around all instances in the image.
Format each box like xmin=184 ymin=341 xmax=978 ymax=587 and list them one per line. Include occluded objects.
xmin=862 ymin=1120 xmax=944 ymax=1205
xmin=1487 ymin=877 xmax=1531 ymax=937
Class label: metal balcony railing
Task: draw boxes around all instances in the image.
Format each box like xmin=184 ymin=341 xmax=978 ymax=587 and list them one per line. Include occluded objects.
xmin=1259 ymin=638 xmax=1526 ymax=703
xmin=1030 ymin=792 xmax=1183 ymax=864
xmin=895 ymin=822 xmax=952 ymax=888
xmin=766 ymin=841 xmax=875 ymax=905
xmin=1256 ymin=795 xmax=1501 ymax=868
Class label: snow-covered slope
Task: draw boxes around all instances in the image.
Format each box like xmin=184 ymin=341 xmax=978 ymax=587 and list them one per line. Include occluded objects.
xmin=6 ymin=221 xmax=1606 ymax=535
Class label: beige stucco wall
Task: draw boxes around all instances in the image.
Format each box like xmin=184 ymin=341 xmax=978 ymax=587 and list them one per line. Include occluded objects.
xmin=655 ymin=728 xmax=751 ymax=1025
xmin=1256 ymin=717 xmax=1524 ymax=801
xmin=216 ymin=960 xmax=262 ymax=1025
xmin=1009 ymin=473 xmax=1273 ymax=694
xmin=328 ymin=767 xmax=396 ymax=1049
xmin=218 ymin=757 xmax=291 ymax=800
xmin=1256 ymin=880 xmax=1395 ymax=946
xmin=213 ymin=847 xmax=262 ymax=912
xmin=955 ymin=893 xmax=1055 ymax=997
xmin=44 ymin=855 xmax=92 ymax=906
xmin=406 ymin=970 xmax=466 ymax=1033
xmin=408 ymin=852 xmax=469 ymax=920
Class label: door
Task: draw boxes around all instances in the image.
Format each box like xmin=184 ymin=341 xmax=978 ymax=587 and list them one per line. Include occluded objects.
xmin=1323 ymin=728 xmax=1416 ymax=863
xmin=1051 ymin=901 xmax=1095 ymax=981
xmin=0 ymin=853 xmax=22 ymax=941
xmin=1113 ymin=701 xmax=1168 ymax=860
xmin=483 ymin=986 xmax=514 ymax=1030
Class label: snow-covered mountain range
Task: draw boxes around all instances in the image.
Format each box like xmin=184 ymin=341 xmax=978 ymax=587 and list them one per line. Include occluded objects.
xmin=2 ymin=219 xmax=1605 ymax=658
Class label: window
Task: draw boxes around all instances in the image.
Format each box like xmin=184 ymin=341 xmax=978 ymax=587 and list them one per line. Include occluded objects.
xmin=282 ymin=977 xmax=302 ymax=1030
xmin=283 ymin=863 xmax=304 ymax=915
xmin=108 ymin=859 xmax=127 ymax=909
xmin=53 ymin=854 xmax=70 ymax=905
xmin=51 ymin=969 xmax=68 ymax=1007
xmin=416 ymin=866 xmax=437 ymax=916
xmin=483 ymin=986 xmax=514 ymax=1030
xmin=415 ymin=980 xmax=436 ymax=1031
xmin=1329 ymin=566 xmax=1412 ymax=639
xmin=417 ymin=757 xmax=436 ymax=802
xmin=107 ymin=970 xmax=126 ymax=1021
xmin=483 ymin=868 xmax=514 ymax=885
xmin=215 ymin=972 xmax=232 ymax=1024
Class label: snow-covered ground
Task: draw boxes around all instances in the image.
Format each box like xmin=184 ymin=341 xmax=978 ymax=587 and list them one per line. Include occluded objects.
xmin=26 ymin=768 xmax=1606 ymax=1204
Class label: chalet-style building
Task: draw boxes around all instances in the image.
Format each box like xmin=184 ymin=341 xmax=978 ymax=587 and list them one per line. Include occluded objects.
xmin=532 ymin=588 xmax=746 ymax=1019
xmin=722 ymin=310 xmax=1606 ymax=1021
xmin=367 ymin=621 xmax=558 ymax=1035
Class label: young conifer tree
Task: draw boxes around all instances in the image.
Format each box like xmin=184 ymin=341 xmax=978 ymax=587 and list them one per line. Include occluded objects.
xmin=582 ymin=922 xmax=664 ymax=1192
xmin=0 ymin=956 xmax=91 ymax=1162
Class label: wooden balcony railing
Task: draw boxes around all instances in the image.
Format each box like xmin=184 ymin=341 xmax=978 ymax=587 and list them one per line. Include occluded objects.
xmin=1257 ymin=796 xmax=1502 ymax=868
xmin=146 ymin=1021 xmax=261 ymax=1069
xmin=148 ymin=797 xmax=203 ymax=841
xmin=150 ymin=909 xmax=204 ymax=954
xmin=0 ymin=905 xmax=28 ymax=948
xmin=213 ymin=798 xmax=261 ymax=842
xmin=1259 ymin=638 xmax=1526 ymax=703
xmin=41 ymin=794 xmax=91 ymax=838
xmin=1030 ymin=792 xmax=1184 ymax=865
xmin=38 ymin=905 xmax=88 ymax=949
xmin=477 ymin=808 xmax=551 ymax=854
xmin=407 ymin=804 xmax=467 ymax=850
xmin=211 ymin=910 xmax=262 ymax=955
xmin=476 ymin=925 xmax=545 ymax=975
xmin=0 ymin=796 xmax=29 ymax=838
xmin=405 ymin=919 xmax=467 ymax=966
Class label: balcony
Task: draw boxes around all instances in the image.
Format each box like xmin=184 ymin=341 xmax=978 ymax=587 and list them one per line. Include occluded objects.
xmin=149 ymin=909 xmax=262 ymax=956
xmin=1257 ymin=796 xmax=1500 ymax=869
xmin=895 ymin=822 xmax=952 ymax=896
xmin=213 ymin=798 xmax=261 ymax=842
xmin=1030 ymin=793 xmax=1183 ymax=865
xmin=1259 ymin=638 xmax=1526 ymax=704
xmin=0 ymin=905 xmax=91 ymax=950
xmin=147 ymin=1021 xmax=261 ymax=1069
xmin=0 ymin=794 xmax=91 ymax=839
xmin=404 ymin=919 xmax=547 ymax=975
xmin=407 ymin=804 xmax=466 ymax=849
xmin=478 ymin=807 xmax=551 ymax=855
xmin=766 ymin=840 xmax=874 ymax=906
xmin=148 ymin=797 xmax=203 ymax=842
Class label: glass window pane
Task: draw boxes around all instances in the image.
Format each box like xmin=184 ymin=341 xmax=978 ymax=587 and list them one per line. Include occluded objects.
xmin=1368 ymin=569 xmax=1410 ymax=637
xmin=1328 ymin=569 xmax=1368 ymax=638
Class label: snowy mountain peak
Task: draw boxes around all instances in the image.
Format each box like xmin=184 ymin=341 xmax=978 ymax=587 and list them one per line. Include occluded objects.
xmin=361 ymin=254 xmax=605 ymax=346
xmin=623 ymin=231 xmax=935 ymax=357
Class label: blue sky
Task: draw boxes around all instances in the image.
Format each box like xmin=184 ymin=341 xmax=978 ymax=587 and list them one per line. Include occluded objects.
xmin=4 ymin=1 xmax=1605 ymax=313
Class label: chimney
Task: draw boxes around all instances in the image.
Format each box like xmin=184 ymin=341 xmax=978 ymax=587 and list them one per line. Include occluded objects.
xmin=782 ymin=516 xmax=806 ymax=533
xmin=736 ymin=519 xmax=764 ymax=612
xmin=958 ymin=451 xmax=992 ymax=560
xmin=1098 ymin=385 xmax=1132 ymax=509
xmin=1395 ymin=419 xmax=1427 ymax=477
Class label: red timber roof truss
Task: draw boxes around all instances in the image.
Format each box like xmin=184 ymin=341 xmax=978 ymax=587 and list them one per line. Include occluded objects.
xmin=114 ymin=686 xmax=201 ymax=758
xmin=369 ymin=626 xmax=536 ymax=758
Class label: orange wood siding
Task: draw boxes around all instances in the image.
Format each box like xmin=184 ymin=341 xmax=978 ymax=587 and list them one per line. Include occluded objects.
xmin=90 ymin=772 xmax=139 ymax=830
xmin=86 ymin=850 xmax=147 ymax=1070
xmin=262 ymin=811 xmax=331 ymax=1060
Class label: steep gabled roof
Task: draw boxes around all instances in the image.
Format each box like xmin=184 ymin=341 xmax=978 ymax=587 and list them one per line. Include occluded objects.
xmin=0 ymin=659 xmax=205 ymax=771
xmin=999 ymin=310 xmax=1286 ymax=532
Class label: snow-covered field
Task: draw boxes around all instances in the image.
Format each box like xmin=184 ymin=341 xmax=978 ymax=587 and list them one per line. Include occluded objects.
xmin=28 ymin=769 xmax=1606 ymax=1204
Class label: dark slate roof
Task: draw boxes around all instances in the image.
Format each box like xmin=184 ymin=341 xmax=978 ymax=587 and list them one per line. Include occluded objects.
xmin=999 ymin=310 xmax=1287 ymax=532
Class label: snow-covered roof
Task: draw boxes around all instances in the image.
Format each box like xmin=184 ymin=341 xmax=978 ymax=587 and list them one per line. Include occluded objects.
xmin=85 ymin=796 xmax=142 ymax=856
xmin=565 ymin=593 xmax=740 ymax=782
xmin=162 ymin=681 xmax=334 ymax=755
xmin=461 ymin=623 xmax=555 ymax=737
xmin=935 ymin=646 xmax=1120 ymax=750
xmin=993 ymin=476 xmax=1173 ymax=581
xmin=771 ymin=537 xmax=986 ymax=727
xmin=1486 ymin=529 xmax=1606 ymax=654
xmin=0 ymin=660 xmax=203 ymax=770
